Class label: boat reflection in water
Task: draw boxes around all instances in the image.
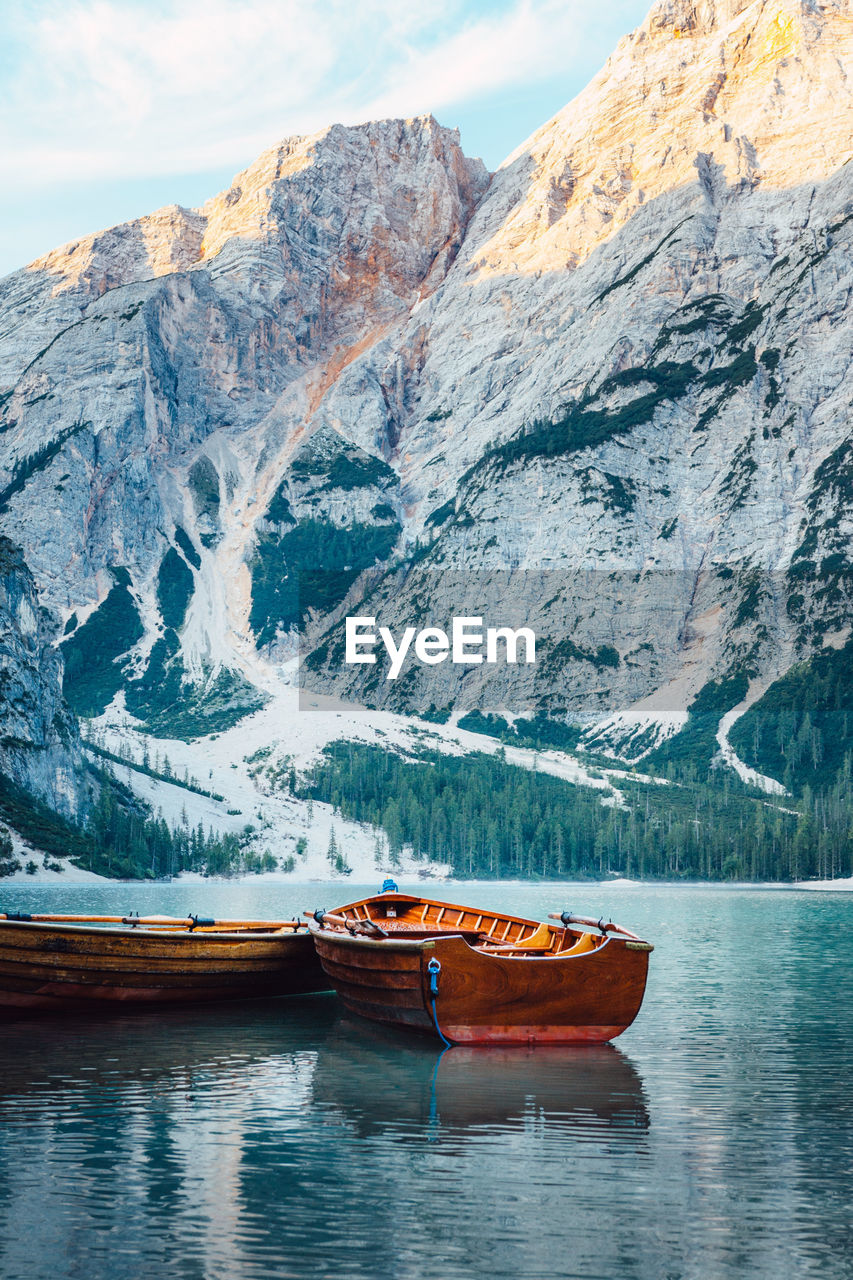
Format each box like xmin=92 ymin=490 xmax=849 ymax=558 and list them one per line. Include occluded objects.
xmin=0 ymin=996 xmax=650 ymax=1279
xmin=311 ymin=1018 xmax=649 ymax=1140
xmin=0 ymin=998 xmax=648 ymax=1140
xmin=0 ymin=995 xmax=341 ymax=1103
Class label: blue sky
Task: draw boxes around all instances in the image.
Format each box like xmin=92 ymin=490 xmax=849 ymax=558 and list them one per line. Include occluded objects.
xmin=1 ymin=0 xmax=651 ymax=277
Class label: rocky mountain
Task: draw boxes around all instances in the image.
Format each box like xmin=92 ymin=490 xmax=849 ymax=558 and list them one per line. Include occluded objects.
xmin=310 ymin=0 xmax=853 ymax=744
xmin=0 ymin=117 xmax=487 ymax=738
xmin=0 ymin=0 xmax=851 ymax=802
xmin=0 ymin=539 xmax=88 ymax=817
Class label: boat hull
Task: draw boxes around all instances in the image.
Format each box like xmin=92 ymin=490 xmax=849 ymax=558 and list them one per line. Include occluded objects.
xmin=0 ymin=920 xmax=328 ymax=1013
xmin=310 ymin=896 xmax=652 ymax=1046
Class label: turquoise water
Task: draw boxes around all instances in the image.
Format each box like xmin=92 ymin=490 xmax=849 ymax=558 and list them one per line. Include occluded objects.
xmin=0 ymin=882 xmax=851 ymax=1280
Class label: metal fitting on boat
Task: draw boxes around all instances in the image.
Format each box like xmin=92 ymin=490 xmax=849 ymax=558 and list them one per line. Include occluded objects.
xmin=188 ymin=915 xmax=216 ymax=931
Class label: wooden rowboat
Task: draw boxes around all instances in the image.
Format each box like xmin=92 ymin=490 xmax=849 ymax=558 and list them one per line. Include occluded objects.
xmin=0 ymin=912 xmax=329 ymax=1013
xmin=307 ymin=890 xmax=653 ymax=1045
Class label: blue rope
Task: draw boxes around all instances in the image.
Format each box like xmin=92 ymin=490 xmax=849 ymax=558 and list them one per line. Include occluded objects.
xmin=430 ymin=996 xmax=453 ymax=1049
xmin=427 ymin=958 xmax=453 ymax=1048
xmin=427 ymin=1043 xmax=451 ymax=1141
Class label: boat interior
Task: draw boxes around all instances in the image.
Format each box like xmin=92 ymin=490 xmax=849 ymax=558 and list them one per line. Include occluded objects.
xmin=333 ymin=896 xmax=606 ymax=958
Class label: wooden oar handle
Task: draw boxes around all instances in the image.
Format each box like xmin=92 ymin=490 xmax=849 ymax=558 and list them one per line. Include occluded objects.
xmin=1 ymin=913 xmax=145 ymax=923
xmin=305 ymin=909 xmax=348 ymax=926
xmin=0 ymin=913 xmax=304 ymax=931
xmin=548 ymin=912 xmax=643 ymax=942
xmin=304 ymin=909 xmax=387 ymax=938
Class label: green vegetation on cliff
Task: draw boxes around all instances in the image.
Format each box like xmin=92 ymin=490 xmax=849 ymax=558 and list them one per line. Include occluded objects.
xmin=730 ymin=640 xmax=853 ymax=794
xmin=188 ymin=456 xmax=220 ymax=547
xmin=467 ymin=361 xmax=699 ymax=477
xmin=156 ymin=547 xmax=194 ymax=630
xmin=290 ymin=444 xmax=395 ymax=492
xmin=125 ymin=632 xmax=264 ymax=740
xmin=250 ymin=517 xmax=400 ymax=645
xmin=61 ymin=569 xmax=143 ymax=717
xmin=0 ymin=421 xmax=87 ymax=513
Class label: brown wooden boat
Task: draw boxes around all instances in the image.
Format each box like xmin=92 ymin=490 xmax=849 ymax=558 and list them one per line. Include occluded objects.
xmin=0 ymin=912 xmax=329 ymax=1012
xmin=307 ymin=890 xmax=653 ymax=1045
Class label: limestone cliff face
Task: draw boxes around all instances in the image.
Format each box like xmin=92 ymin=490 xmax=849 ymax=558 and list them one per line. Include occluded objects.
xmin=456 ymin=0 xmax=853 ymax=282
xmin=0 ymin=117 xmax=486 ymax=702
xmin=0 ymin=2 xmax=851 ymax=756
xmin=301 ymin=0 xmax=853 ymax=732
xmin=0 ymin=540 xmax=87 ymax=816
xmin=394 ymin=0 xmax=853 ymax=515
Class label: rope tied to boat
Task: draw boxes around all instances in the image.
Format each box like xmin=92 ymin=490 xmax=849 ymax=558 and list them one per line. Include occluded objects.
xmin=426 ymin=958 xmax=453 ymax=1049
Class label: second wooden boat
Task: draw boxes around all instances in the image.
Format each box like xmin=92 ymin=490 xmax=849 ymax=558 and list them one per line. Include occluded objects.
xmin=0 ymin=912 xmax=329 ymax=1013
xmin=308 ymin=889 xmax=653 ymax=1045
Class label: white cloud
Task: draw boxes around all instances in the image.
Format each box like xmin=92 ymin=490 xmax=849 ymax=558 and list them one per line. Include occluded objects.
xmin=360 ymin=0 xmax=605 ymax=121
xmin=1 ymin=0 xmax=643 ymax=192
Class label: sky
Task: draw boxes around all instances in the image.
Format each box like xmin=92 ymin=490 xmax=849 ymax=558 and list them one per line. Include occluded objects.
xmin=1 ymin=0 xmax=652 ymax=278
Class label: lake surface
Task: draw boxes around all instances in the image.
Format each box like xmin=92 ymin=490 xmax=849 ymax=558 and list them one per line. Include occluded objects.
xmin=0 ymin=882 xmax=850 ymax=1280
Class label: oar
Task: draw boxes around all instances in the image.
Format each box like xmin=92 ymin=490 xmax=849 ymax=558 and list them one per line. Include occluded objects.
xmin=305 ymin=909 xmax=387 ymax=937
xmin=548 ymin=911 xmax=643 ymax=942
xmin=0 ymin=913 xmax=181 ymax=924
xmin=305 ymin=909 xmax=348 ymax=927
xmin=0 ymin=912 xmax=304 ymax=931
xmin=174 ymin=919 xmax=305 ymax=931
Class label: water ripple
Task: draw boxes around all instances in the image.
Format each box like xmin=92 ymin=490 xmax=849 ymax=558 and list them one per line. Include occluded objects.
xmin=0 ymin=886 xmax=851 ymax=1279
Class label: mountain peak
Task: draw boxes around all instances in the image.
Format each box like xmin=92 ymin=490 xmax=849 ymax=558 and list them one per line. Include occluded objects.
xmin=21 ymin=116 xmax=487 ymax=298
xmin=465 ymin=0 xmax=853 ymax=279
xmin=642 ymin=0 xmax=761 ymax=38
xmin=639 ymin=0 xmax=846 ymax=41
xmin=197 ymin=114 xmax=485 ymax=265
